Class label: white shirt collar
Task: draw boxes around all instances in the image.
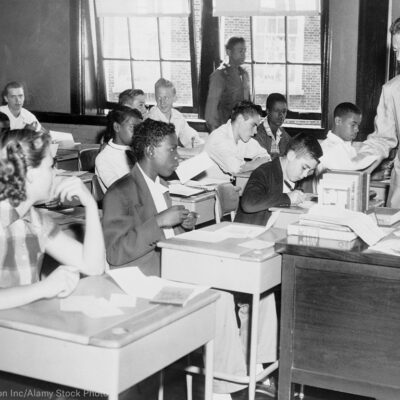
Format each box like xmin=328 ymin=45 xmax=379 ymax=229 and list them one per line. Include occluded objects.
xmin=263 ymin=120 xmax=282 ymax=140
xmin=108 ymin=138 xmax=131 ymax=151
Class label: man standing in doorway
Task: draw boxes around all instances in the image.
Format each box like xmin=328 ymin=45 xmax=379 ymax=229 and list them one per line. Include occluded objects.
xmin=205 ymin=37 xmax=250 ymax=132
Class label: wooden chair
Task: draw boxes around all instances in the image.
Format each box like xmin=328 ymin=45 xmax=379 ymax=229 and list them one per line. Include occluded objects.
xmin=78 ymin=148 xmax=99 ymax=173
xmin=214 ymin=182 xmax=241 ymax=223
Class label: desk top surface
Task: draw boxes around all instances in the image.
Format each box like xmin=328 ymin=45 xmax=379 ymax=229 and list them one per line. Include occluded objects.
xmin=158 ymin=222 xmax=286 ymax=261
xmin=275 ymin=236 xmax=400 ymax=268
xmin=0 ymin=276 xmax=218 ymax=348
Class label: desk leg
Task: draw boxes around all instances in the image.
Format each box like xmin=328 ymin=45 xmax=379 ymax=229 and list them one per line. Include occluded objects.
xmin=204 ymin=339 xmax=214 ymax=400
xmin=158 ymin=370 xmax=164 ymax=400
xmin=248 ymin=294 xmax=260 ymax=400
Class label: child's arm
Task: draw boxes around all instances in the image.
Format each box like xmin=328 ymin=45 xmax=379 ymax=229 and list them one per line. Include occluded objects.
xmin=240 ymin=167 xmax=291 ymax=213
xmin=45 ymin=178 xmax=106 ymax=276
xmin=239 ymin=157 xmax=269 ymax=173
xmin=0 ymin=266 xmax=79 ymax=310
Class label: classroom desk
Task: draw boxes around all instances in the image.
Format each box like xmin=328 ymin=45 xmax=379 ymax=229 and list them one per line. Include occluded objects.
xmin=56 ymin=144 xmax=100 ymax=171
xmin=0 ymin=275 xmax=219 ymax=400
xmin=171 ymin=191 xmax=216 ymax=225
xmin=275 ymin=237 xmax=400 ymax=400
xmin=158 ymin=222 xmax=286 ymax=400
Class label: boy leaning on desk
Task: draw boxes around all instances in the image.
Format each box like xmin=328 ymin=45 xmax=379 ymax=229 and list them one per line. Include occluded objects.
xmin=0 ymin=129 xmax=106 ymax=310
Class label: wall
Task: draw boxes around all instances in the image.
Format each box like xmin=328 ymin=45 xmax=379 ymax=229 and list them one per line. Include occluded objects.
xmin=328 ymin=0 xmax=359 ymax=130
xmin=0 ymin=0 xmax=71 ymax=113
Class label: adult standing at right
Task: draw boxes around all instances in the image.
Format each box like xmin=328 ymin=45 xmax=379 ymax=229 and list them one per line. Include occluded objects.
xmin=361 ymin=17 xmax=400 ymax=207
xmin=0 ymin=81 xmax=41 ymax=131
xmin=205 ymin=37 xmax=250 ymax=132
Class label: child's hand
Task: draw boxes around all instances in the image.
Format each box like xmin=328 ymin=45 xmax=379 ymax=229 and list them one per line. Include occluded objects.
xmin=54 ymin=177 xmax=95 ymax=208
xmin=181 ymin=212 xmax=198 ymax=230
xmin=42 ymin=266 xmax=80 ymax=299
xmin=288 ymin=190 xmax=306 ymax=206
xmin=156 ymin=206 xmax=190 ymax=228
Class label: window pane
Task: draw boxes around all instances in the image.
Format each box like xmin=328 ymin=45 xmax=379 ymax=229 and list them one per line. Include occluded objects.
xmin=161 ymin=61 xmax=193 ymax=106
xmin=129 ymin=17 xmax=159 ymax=60
xmin=288 ymin=64 xmax=321 ymax=112
xmin=103 ymin=60 xmax=132 ymax=102
xmin=101 ymin=17 xmax=130 ymax=59
xmin=132 ymin=61 xmax=161 ymax=103
xmin=159 ymin=17 xmax=190 ymax=60
xmin=287 ymin=16 xmax=320 ymax=63
xmin=253 ymin=17 xmax=285 ymax=62
xmin=253 ymin=64 xmax=286 ymax=101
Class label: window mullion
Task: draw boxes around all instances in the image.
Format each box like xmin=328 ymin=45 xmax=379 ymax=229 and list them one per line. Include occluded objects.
xmin=156 ymin=18 xmax=163 ymax=77
xmin=127 ymin=18 xmax=135 ymax=88
xmin=284 ymin=16 xmax=289 ymax=105
xmin=250 ymin=16 xmax=255 ymax=102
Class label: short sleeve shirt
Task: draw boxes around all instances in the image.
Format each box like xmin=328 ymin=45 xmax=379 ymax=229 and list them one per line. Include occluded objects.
xmin=0 ymin=202 xmax=60 ymax=287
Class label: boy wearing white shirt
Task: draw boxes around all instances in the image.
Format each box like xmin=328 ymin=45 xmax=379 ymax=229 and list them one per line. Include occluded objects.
xmin=148 ymin=78 xmax=204 ymax=148
xmin=0 ymin=81 xmax=41 ymax=131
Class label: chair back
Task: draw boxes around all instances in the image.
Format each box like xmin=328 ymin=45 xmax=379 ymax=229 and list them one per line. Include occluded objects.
xmin=78 ymin=148 xmax=99 ymax=173
xmin=214 ymin=182 xmax=240 ymax=223
xmin=92 ymin=174 xmax=104 ymax=208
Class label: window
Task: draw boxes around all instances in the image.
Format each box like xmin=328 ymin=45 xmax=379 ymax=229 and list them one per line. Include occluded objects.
xmin=220 ymin=13 xmax=323 ymax=126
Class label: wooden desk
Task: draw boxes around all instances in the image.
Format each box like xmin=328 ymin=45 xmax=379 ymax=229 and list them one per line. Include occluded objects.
xmin=0 ymin=276 xmax=218 ymax=400
xmin=171 ymin=191 xmax=216 ymax=225
xmin=55 ymin=144 xmax=100 ymax=171
xmin=275 ymin=238 xmax=400 ymax=400
xmin=158 ymin=222 xmax=286 ymax=400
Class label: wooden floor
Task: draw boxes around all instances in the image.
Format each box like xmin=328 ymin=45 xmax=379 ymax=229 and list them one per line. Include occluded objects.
xmin=0 ymin=365 xmax=374 ymax=400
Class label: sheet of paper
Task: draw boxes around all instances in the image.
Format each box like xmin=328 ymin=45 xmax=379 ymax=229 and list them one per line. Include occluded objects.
xmin=238 ymin=239 xmax=274 ymax=250
xmin=50 ymin=130 xmax=75 ymax=148
xmin=107 ymin=267 xmax=209 ymax=302
xmin=176 ymin=152 xmax=214 ymax=183
xmin=56 ymin=170 xmax=87 ymax=177
xmin=82 ymin=298 xmax=124 ymax=319
xmin=265 ymin=210 xmax=281 ymax=230
xmin=60 ymin=295 xmax=96 ymax=312
xmin=109 ymin=293 xmax=137 ymax=308
xmin=214 ymin=224 xmax=265 ymax=239
xmin=168 ymin=184 xmax=205 ymax=197
xmin=177 ymin=230 xmax=227 ymax=242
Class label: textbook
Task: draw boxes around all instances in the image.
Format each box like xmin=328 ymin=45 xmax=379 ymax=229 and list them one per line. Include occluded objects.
xmin=287 ymin=221 xmax=358 ymax=241
xmin=150 ymin=286 xmax=194 ymax=307
xmin=287 ymin=234 xmax=358 ymax=251
xmin=374 ymin=207 xmax=400 ymax=226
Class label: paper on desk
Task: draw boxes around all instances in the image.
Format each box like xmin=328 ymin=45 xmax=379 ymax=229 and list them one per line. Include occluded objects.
xmin=107 ymin=267 xmax=209 ymax=301
xmin=176 ymin=152 xmax=214 ymax=183
xmin=168 ymin=184 xmax=205 ymax=197
xmin=238 ymin=239 xmax=274 ymax=250
xmin=176 ymin=229 xmax=228 ymax=242
xmin=56 ymin=170 xmax=87 ymax=177
xmin=265 ymin=210 xmax=280 ymax=230
xmin=60 ymin=296 xmax=124 ymax=318
xmin=50 ymin=130 xmax=75 ymax=149
xmin=109 ymin=293 xmax=137 ymax=308
xmin=306 ymin=205 xmax=385 ymax=246
xmin=213 ymin=224 xmax=265 ymax=239
xmin=368 ymin=235 xmax=400 ymax=256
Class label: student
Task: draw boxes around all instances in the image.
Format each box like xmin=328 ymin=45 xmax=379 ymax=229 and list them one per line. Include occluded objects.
xmin=318 ymin=102 xmax=368 ymax=172
xmin=235 ymin=132 xmax=322 ymax=226
xmin=95 ymin=105 xmax=143 ymax=192
xmin=102 ymin=118 xmax=276 ymax=399
xmin=118 ymin=88 xmax=148 ymax=119
xmin=148 ymin=78 xmax=204 ymax=148
xmin=255 ymin=92 xmax=290 ymax=158
xmin=0 ymin=81 xmax=41 ymax=131
xmin=205 ymin=37 xmax=251 ymax=132
xmin=0 ymin=129 xmax=105 ymax=310
xmin=204 ymin=100 xmax=270 ymax=181
xmin=0 ymin=111 xmax=10 ymax=133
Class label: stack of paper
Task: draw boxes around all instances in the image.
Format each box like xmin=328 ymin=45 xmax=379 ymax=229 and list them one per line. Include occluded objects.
xmin=176 ymin=152 xmax=214 ymax=183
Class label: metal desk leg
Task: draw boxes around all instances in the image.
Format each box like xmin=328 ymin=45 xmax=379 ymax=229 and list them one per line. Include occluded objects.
xmin=204 ymin=339 xmax=214 ymax=400
xmin=248 ymin=293 xmax=260 ymax=400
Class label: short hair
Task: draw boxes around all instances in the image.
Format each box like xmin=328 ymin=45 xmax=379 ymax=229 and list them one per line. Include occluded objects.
xmin=0 ymin=112 xmax=10 ymax=123
xmin=333 ymin=102 xmax=361 ymax=119
xmin=103 ymin=105 xmax=143 ymax=144
xmin=225 ymin=37 xmax=245 ymax=51
xmin=2 ymin=81 xmax=24 ymax=101
xmin=266 ymin=93 xmax=287 ymax=111
xmin=0 ymin=129 xmax=51 ymax=206
xmin=132 ymin=119 xmax=176 ymax=162
xmin=118 ymin=89 xmax=145 ymax=105
xmin=285 ymin=132 xmax=323 ymax=161
xmin=230 ymin=100 xmax=262 ymax=122
xmin=154 ymin=78 xmax=176 ymax=95
xmin=390 ymin=17 xmax=400 ymax=35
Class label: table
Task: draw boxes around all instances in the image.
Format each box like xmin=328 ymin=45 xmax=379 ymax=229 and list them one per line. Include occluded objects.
xmin=0 ymin=275 xmax=219 ymax=400
xmin=158 ymin=222 xmax=286 ymax=400
xmin=275 ymin=237 xmax=400 ymax=400
xmin=171 ymin=191 xmax=216 ymax=225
